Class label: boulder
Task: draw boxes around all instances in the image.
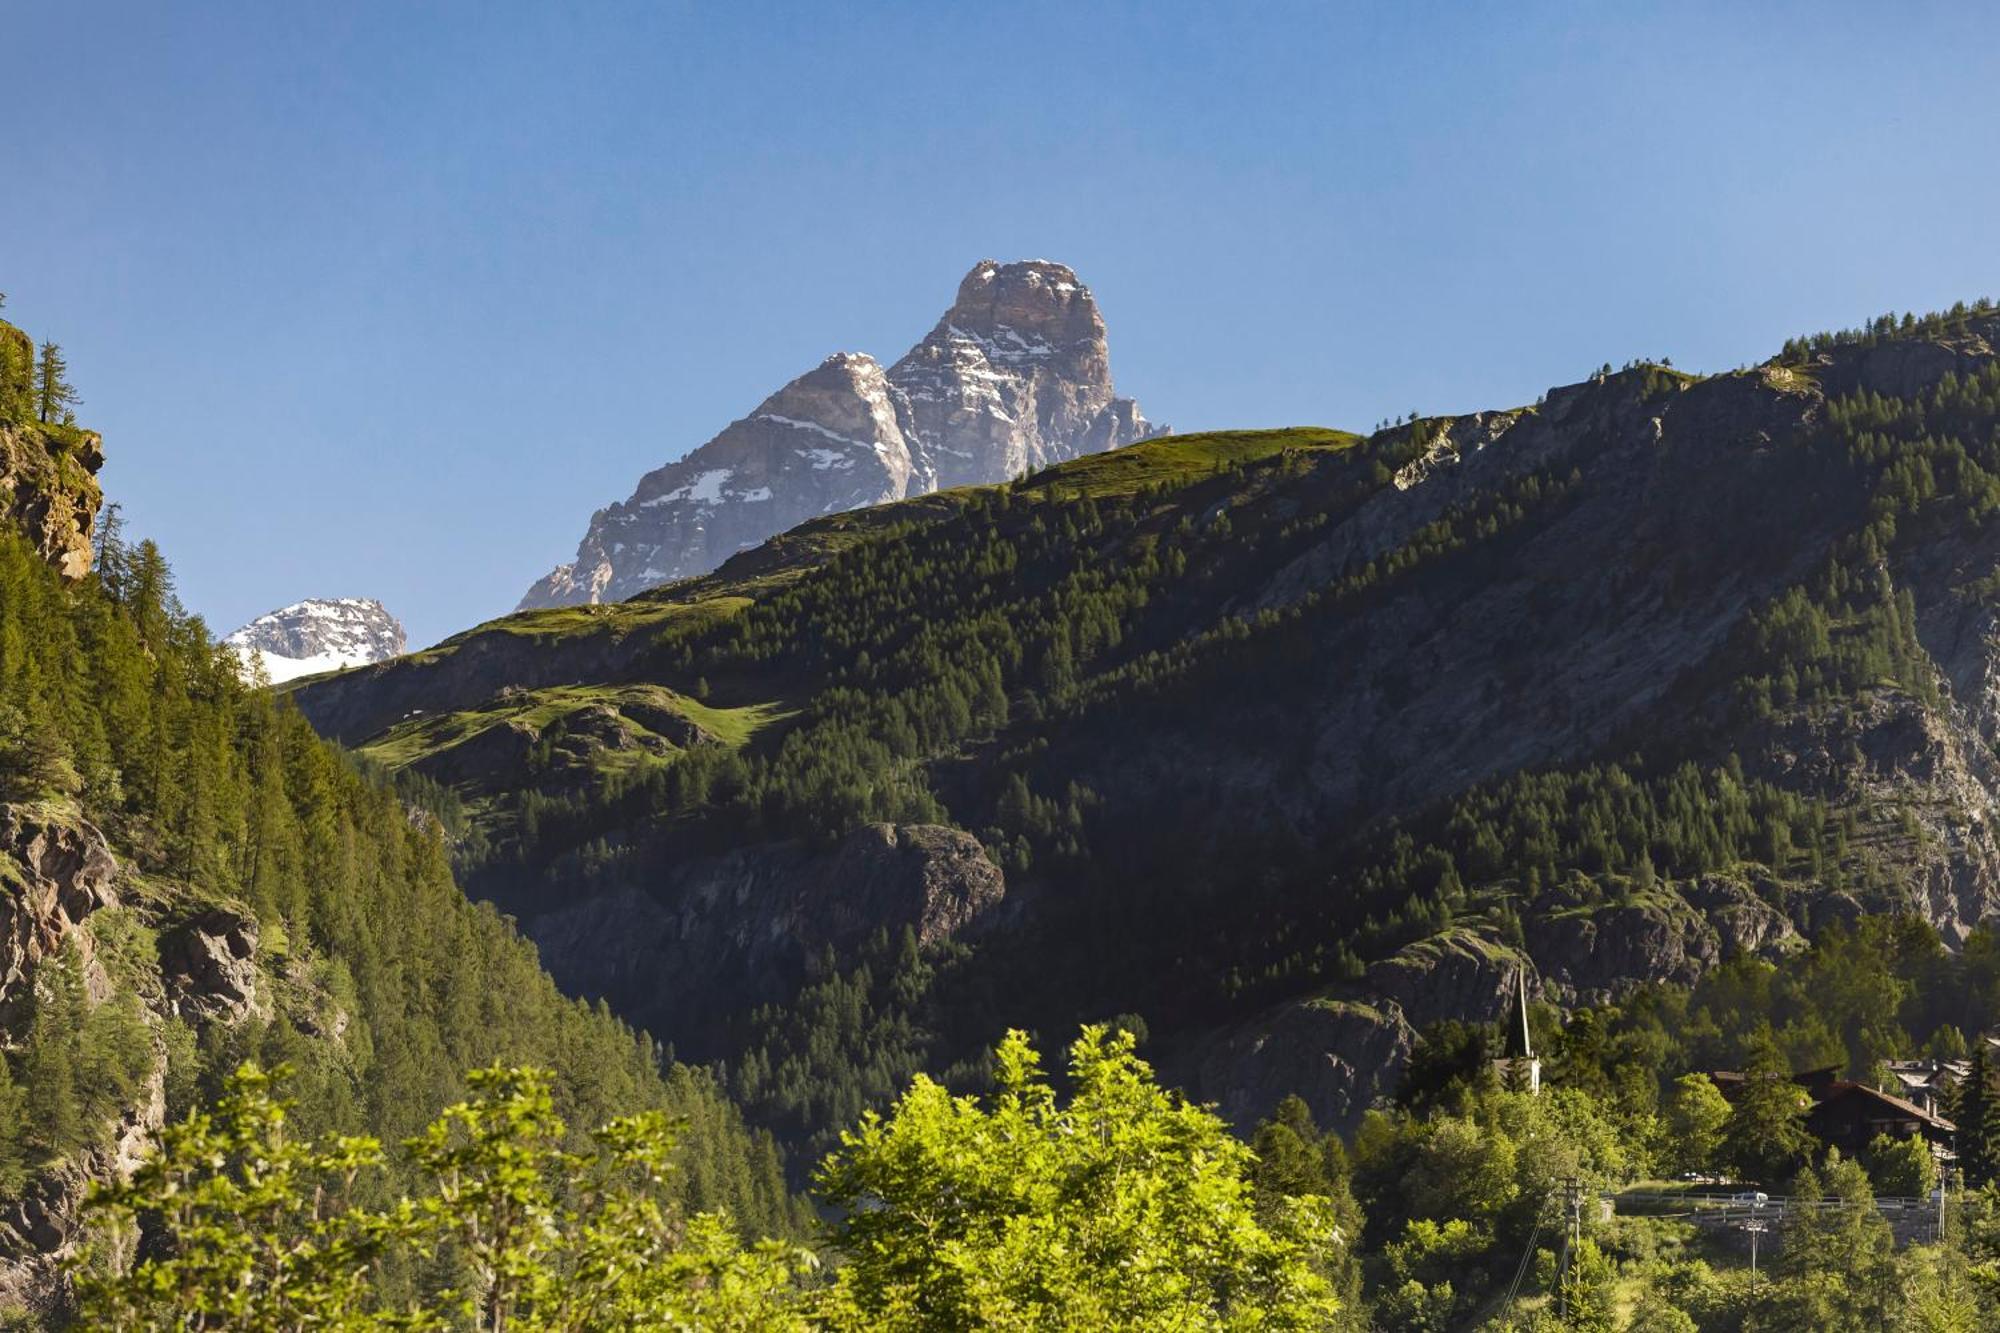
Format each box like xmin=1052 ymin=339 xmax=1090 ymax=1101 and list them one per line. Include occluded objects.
xmin=159 ymin=907 xmax=259 ymax=1024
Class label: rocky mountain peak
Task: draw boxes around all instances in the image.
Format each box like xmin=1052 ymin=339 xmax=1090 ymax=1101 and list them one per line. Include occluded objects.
xmin=941 ymin=259 xmax=1103 ymax=345
xmin=518 ymin=260 xmax=1161 ymax=611
xmin=224 ymin=597 xmax=406 ymax=684
xmin=888 ymin=260 xmax=1145 ymax=491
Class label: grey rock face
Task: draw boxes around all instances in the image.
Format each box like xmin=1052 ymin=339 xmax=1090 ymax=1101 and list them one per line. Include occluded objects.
xmin=0 ymin=807 xmax=119 ymax=1016
xmin=159 ymin=908 xmax=261 ymax=1025
xmin=523 ymin=822 xmax=1004 ymax=1035
xmin=519 ymin=261 xmax=1158 ymax=609
xmin=1178 ymin=998 xmax=1413 ymax=1137
xmin=889 ymin=260 xmax=1156 ymax=491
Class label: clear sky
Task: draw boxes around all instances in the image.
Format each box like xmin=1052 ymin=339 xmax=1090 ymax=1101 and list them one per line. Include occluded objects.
xmin=4 ymin=2 xmax=1996 ymax=648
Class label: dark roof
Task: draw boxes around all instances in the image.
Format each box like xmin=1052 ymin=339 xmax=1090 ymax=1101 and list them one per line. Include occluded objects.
xmin=1706 ymin=1069 xmax=1956 ymax=1132
xmin=1809 ymin=1080 xmax=1956 ymax=1133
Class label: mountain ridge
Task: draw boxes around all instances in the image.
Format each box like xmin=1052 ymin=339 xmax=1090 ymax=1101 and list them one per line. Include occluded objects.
xmin=295 ymin=301 xmax=2000 ymax=1158
xmin=517 ymin=259 xmax=1159 ymax=610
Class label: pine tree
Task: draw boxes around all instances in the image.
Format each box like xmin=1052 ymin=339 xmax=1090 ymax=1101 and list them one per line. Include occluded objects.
xmin=1953 ymin=1044 xmax=2000 ymax=1186
xmin=1721 ymin=1039 xmax=1814 ymax=1183
xmin=23 ymin=1013 xmax=81 ymax=1156
xmin=94 ymin=502 xmax=129 ymax=604
xmin=34 ymin=341 xmax=78 ymax=425
xmin=0 ymin=1053 xmax=26 ymax=1196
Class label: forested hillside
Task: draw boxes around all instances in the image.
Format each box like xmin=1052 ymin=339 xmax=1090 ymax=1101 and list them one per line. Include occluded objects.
xmin=0 ymin=311 xmax=800 ymax=1322
xmin=294 ymin=302 xmax=2000 ymax=1169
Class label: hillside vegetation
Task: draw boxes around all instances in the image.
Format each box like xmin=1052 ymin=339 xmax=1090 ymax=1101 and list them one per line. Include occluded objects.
xmin=276 ymin=296 xmax=2000 ymax=1327
xmin=0 ymin=312 xmax=802 ymax=1322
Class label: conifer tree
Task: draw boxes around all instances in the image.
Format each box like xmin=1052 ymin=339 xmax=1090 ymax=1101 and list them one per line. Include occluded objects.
xmin=1721 ymin=1039 xmax=1813 ymax=1183
xmin=23 ymin=1006 xmax=81 ymax=1156
xmin=1952 ymin=1043 xmax=2000 ymax=1186
xmin=0 ymin=1053 xmax=26 ymax=1197
xmin=33 ymin=341 xmax=78 ymax=425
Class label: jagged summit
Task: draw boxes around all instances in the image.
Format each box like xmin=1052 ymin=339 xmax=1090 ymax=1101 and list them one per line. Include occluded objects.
xmin=888 ymin=260 xmax=1148 ymax=491
xmin=518 ymin=260 xmax=1160 ymax=610
xmin=935 ymin=260 xmax=1099 ymax=340
xmin=224 ymin=596 xmax=406 ymax=684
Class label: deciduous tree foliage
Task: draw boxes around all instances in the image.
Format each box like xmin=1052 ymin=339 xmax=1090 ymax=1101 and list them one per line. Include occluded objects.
xmin=79 ymin=1063 xmax=816 ymax=1332
xmin=816 ymin=1025 xmax=1344 ymax=1330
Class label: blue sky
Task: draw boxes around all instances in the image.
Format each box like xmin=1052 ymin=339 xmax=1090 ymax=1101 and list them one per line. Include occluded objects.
xmin=4 ymin=1 xmax=1996 ymax=648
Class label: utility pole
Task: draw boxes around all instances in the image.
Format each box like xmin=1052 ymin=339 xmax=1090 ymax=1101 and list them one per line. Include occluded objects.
xmin=1938 ymin=1165 xmax=1952 ymax=1244
xmin=1555 ymin=1178 xmax=1583 ymax=1318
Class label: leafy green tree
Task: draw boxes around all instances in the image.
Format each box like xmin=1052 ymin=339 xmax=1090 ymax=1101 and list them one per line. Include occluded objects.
xmin=1376 ymin=1217 xmax=1481 ymax=1331
xmin=1893 ymin=1240 xmax=1987 ymax=1332
xmin=1404 ymin=1114 xmax=1518 ymax=1226
xmin=1928 ymin=1026 xmax=1970 ymax=1060
xmin=1663 ymin=1073 xmax=1732 ymax=1175
xmin=407 ymin=1065 xmax=814 ymax=1331
xmin=1864 ymin=1132 xmax=1938 ymax=1198
xmin=1249 ymin=1095 xmax=1365 ymax=1322
xmin=1625 ymin=1303 xmax=1699 ymax=1333
xmin=1396 ymin=1020 xmax=1496 ymax=1116
xmin=1537 ymin=1234 xmax=1616 ymax=1332
xmin=817 ymin=1025 xmax=1343 ymax=1330
xmin=1748 ymin=1156 xmax=1897 ymax=1331
xmin=77 ymin=1062 xmax=397 ymax=1330
xmin=1721 ymin=1041 xmax=1814 ymax=1183
xmin=80 ymin=1062 xmax=815 ymax=1331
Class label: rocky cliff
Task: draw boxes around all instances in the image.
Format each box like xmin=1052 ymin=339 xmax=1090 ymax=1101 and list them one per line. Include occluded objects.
xmin=518 ymin=260 xmax=1157 ymax=609
xmin=223 ymin=597 xmax=407 ymax=684
xmin=0 ymin=802 xmax=267 ymax=1318
xmin=0 ymin=322 xmax=101 ymax=582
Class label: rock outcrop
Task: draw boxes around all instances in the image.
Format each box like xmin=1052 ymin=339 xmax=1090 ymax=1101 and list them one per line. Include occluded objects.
xmin=0 ymin=807 xmax=119 ymax=1017
xmin=890 ymin=260 xmax=1156 ymax=490
xmin=523 ymin=822 xmax=1005 ymax=1035
xmin=224 ymin=597 xmax=407 ymax=685
xmin=519 ymin=260 xmax=1158 ymax=609
xmin=159 ymin=907 xmax=261 ymax=1024
xmin=0 ymin=321 xmax=102 ymax=582
xmin=0 ymin=803 xmax=275 ymax=1316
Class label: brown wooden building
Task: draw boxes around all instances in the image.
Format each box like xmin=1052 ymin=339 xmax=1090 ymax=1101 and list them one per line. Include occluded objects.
xmin=1709 ymin=1066 xmax=1956 ymax=1162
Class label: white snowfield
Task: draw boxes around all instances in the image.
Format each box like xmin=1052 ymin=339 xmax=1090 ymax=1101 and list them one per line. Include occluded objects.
xmin=228 ymin=644 xmax=383 ymax=685
xmin=223 ymin=597 xmax=406 ymax=685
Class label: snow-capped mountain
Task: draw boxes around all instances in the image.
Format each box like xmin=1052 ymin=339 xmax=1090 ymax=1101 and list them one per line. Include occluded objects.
xmin=224 ymin=597 xmax=407 ymax=684
xmin=518 ymin=260 xmax=1162 ymax=610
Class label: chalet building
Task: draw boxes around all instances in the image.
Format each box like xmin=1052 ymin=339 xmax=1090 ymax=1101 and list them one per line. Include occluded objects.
xmin=1804 ymin=1080 xmax=1955 ymax=1160
xmin=1882 ymin=1058 xmax=1968 ymax=1119
xmin=1710 ymin=1065 xmax=1956 ymax=1163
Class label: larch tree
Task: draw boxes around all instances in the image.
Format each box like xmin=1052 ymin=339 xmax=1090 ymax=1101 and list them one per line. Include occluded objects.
xmin=34 ymin=340 xmax=79 ymax=425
